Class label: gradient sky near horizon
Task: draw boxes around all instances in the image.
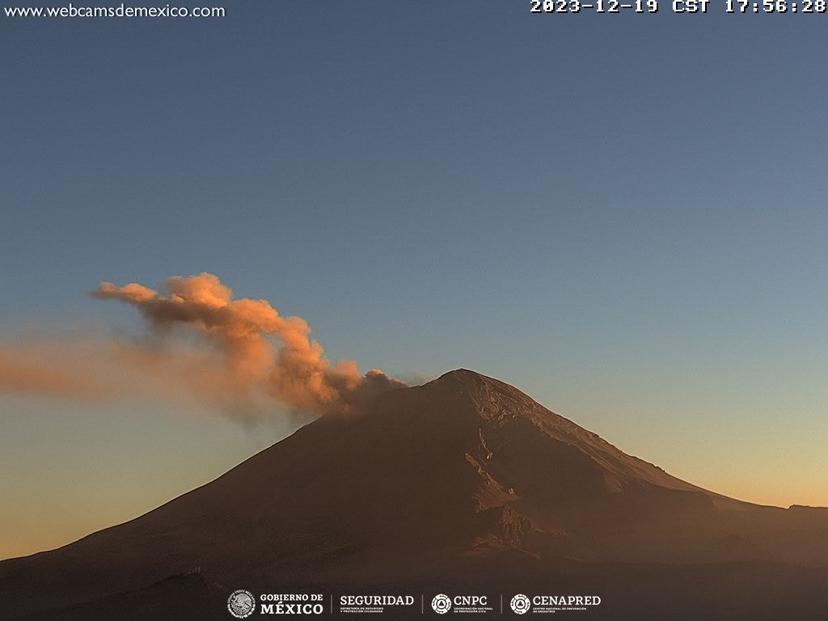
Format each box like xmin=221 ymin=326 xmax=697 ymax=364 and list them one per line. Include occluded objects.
xmin=3 ymin=0 xmax=828 ymax=559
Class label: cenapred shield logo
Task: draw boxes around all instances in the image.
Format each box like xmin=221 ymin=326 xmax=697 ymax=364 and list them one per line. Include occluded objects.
xmin=510 ymin=593 xmax=531 ymax=615
xmin=227 ymin=589 xmax=256 ymax=618
xmin=432 ymin=593 xmax=452 ymax=614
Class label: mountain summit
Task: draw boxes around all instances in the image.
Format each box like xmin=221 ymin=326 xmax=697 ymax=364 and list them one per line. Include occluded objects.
xmin=2 ymin=369 xmax=827 ymax=620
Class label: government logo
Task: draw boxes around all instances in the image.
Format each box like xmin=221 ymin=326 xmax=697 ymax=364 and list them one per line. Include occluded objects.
xmin=227 ymin=589 xmax=256 ymax=618
xmin=510 ymin=593 xmax=531 ymax=615
xmin=432 ymin=593 xmax=452 ymax=614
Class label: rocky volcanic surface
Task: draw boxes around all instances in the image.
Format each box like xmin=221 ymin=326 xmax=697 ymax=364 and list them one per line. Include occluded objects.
xmin=2 ymin=369 xmax=827 ymax=620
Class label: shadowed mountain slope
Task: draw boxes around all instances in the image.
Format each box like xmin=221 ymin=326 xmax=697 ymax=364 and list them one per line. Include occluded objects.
xmin=2 ymin=369 xmax=827 ymax=619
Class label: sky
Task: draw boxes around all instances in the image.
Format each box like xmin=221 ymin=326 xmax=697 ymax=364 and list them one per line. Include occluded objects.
xmin=2 ymin=0 xmax=828 ymax=559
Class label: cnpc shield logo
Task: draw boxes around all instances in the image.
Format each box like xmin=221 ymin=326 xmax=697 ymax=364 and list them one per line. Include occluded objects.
xmin=432 ymin=593 xmax=452 ymax=614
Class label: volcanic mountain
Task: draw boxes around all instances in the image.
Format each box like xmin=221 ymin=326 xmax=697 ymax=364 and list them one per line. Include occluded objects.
xmin=2 ymin=369 xmax=827 ymax=620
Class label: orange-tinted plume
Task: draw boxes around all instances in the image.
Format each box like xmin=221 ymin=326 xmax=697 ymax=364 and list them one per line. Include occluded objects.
xmin=0 ymin=349 xmax=104 ymax=401
xmin=93 ymin=273 xmax=404 ymax=414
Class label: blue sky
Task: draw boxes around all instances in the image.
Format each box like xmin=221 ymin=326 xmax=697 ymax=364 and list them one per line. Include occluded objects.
xmin=2 ymin=1 xmax=828 ymax=557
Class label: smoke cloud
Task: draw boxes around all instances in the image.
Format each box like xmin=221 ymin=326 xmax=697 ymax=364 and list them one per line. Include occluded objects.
xmin=91 ymin=273 xmax=404 ymax=415
xmin=0 ymin=348 xmax=104 ymax=401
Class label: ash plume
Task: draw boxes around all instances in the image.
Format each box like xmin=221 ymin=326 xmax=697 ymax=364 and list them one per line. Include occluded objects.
xmin=92 ymin=273 xmax=404 ymax=415
xmin=0 ymin=348 xmax=104 ymax=401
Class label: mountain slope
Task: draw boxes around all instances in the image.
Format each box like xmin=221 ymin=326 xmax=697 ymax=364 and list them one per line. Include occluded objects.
xmin=2 ymin=369 xmax=827 ymax=619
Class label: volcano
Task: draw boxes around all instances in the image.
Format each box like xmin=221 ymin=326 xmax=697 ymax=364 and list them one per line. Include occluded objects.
xmin=2 ymin=369 xmax=827 ymax=620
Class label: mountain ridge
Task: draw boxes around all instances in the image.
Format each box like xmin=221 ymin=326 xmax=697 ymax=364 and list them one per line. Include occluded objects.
xmin=2 ymin=368 xmax=827 ymax=620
